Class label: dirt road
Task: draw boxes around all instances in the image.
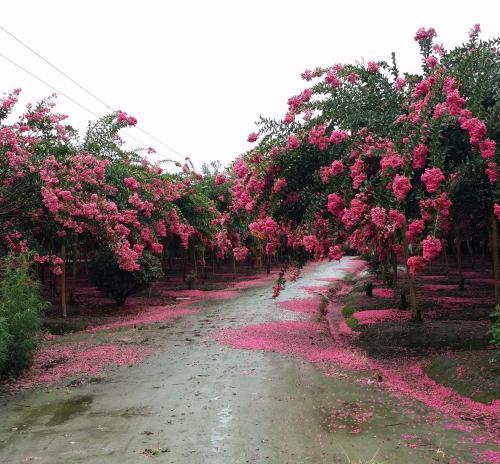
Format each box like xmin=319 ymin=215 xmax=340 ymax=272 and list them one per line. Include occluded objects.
xmin=0 ymin=259 xmax=491 ymax=463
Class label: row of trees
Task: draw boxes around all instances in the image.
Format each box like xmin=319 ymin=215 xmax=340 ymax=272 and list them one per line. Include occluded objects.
xmin=0 ymin=93 xmax=241 ymax=313
xmin=0 ymin=24 xmax=499 ymax=377
xmin=228 ymin=25 xmax=500 ymax=321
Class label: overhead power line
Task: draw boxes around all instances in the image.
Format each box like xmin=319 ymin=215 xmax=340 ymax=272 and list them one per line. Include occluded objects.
xmin=0 ymin=51 xmax=99 ymax=118
xmin=0 ymin=24 xmax=114 ymax=112
xmin=0 ymin=24 xmax=186 ymax=160
xmin=0 ymin=50 xmax=150 ymax=148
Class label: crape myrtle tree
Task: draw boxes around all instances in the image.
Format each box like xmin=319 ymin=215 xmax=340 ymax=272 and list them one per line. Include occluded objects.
xmin=0 ymin=94 xmax=224 ymax=314
xmin=232 ymin=25 xmax=499 ymax=321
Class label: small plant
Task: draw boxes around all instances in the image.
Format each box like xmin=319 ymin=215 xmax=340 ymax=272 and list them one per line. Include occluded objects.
xmin=0 ymin=255 xmax=49 ymax=378
xmin=346 ymin=315 xmax=359 ymax=330
xmin=342 ymin=304 xmax=356 ymax=318
xmin=489 ymin=304 xmax=500 ymax=357
xmin=365 ymin=282 xmax=373 ymax=297
xmin=90 ymin=251 xmax=162 ymax=306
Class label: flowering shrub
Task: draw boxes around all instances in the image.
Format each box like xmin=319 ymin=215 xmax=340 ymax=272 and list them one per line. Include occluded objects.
xmin=230 ymin=24 xmax=500 ymax=320
xmin=89 ymin=251 xmax=162 ymax=306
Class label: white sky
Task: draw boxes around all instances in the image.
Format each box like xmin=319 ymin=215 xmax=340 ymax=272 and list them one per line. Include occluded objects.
xmin=1 ymin=0 xmax=499 ymax=169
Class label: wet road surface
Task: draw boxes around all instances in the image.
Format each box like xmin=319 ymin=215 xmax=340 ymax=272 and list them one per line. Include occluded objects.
xmin=0 ymin=258 xmax=487 ymax=463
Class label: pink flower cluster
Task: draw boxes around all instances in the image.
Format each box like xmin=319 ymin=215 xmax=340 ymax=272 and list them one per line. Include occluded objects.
xmin=233 ymin=246 xmax=249 ymax=262
xmin=327 ymin=193 xmax=344 ymax=217
xmin=392 ymin=175 xmax=411 ymax=202
xmin=421 ymin=168 xmax=445 ymax=193
xmin=412 ymin=144 xmax=428 ymax=170
xmin=422 ymin=235 xmax=442 ymax=261
xmin=414 ymin=27 xmax=436 ymax=42
xmin=116 ymin=110 xmax=137 ymax=126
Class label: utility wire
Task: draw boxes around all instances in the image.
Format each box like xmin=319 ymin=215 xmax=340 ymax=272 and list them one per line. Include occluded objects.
xmin=0 ymin=51 xmax=99 ymax=118
xmin=0 ymin=24 xmax=186 ymax=160
xmin=0 ymin=50 xmax=151 ymax=148
xmin=0 ymin=24 xmax=113 ymax=112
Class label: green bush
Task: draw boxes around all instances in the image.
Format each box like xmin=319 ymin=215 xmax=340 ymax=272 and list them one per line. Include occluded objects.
xmin=346 ymin=316 xmax=359 ymax=330
xmin=342 ymin=304 xmax=355 ymax=318
xmin=490 ymin=304 xmax=500 ymax=351
xmin=0 ymin=316 xmax=9 ymax=375
xmin=90 ymin=251 xmax=162 ymax=306
xmin=0 ymin=256 xmax=49 ymax=378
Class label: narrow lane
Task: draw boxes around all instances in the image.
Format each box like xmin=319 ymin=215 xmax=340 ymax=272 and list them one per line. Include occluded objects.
xmin=0 ymin=258 xmax=483 ymax=463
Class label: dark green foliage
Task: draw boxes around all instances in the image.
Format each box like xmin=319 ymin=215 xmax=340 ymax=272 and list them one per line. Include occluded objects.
xmin=342 ymin=304 xmax=355 ymax=318
xmin=365 ymin=282 xmax=373 ymax=297
xmin=346 ymin=316 xmax=359 ymax=330
xmin=90 ymin=251 xmax=162 ymax=306
xmin=42 ymin=319 xmax=88 ymax=335
xmin=490 ymin=305 xmax=500 ymax=350
xmin=0 ymin=257 xmax=49 ymax=378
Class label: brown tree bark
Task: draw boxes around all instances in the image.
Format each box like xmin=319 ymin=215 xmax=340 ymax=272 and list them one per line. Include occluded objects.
xmin=392 ymin=249 xmax=398 ymax=299
xmin=69 ymin=246 xmax=78 ymax=305
xmin=492 ymin=216 xmax=499 ymax=306
xmin=401 ymin=221 xmax=421 ymax=322
xmin=455 ymin=231 xmax=464 ymax=290
xmin=61 ymin=245 xmax=67 ymax=318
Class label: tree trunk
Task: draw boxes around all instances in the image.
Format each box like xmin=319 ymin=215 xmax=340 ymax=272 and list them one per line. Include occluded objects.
xmin=443 ymin=243 xmax=449 ymax=279
xmin=401 ymin=221 xmax=421 ymax=322
xmin=201 ymin=247 xmax=206 ymax=282
xmin=69 ymin=245 xmax=78 ymax=304
xmin=492 ymin=217 xmax=499 ymax=306
xmin=61 ymin=245 xmax=67 ymax=318
xmin=467 ymin=240 xmax=475 ymax=270
xmin=392 ymin=249 xmax=398 ymax=300
xmin=232 ymin=255 xmax=236 ymax=281
xmin=192 ymin=247 xmax=198 ymax=276
xmin=266 ymin=254 xmax=271 ymax=275
xmin=84 ymin=250 xmax=89 ymax=276
xmin=455 ymin=232 xmax=464 ymax=290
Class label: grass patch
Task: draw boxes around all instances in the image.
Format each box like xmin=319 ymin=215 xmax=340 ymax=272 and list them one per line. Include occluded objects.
xmin=423 ymin=351 xmax=500 ymax=404
xmin=345 ymin=316 xmax=359 ymax=330
xmin=42 ymin=318 xmax=88 ymax=335
xmin=342 ymin=304 xmax=356 ymax=318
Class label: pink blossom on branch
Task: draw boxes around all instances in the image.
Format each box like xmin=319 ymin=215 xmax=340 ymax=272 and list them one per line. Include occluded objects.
xmin=124 ymin=177 xmax=140 ymax=190
xmin=422 ymin=235 xmax=442 ymax=261
xmin=421 ymin=167 xmax=445 ymax=193
xmin=412 ymin=144 xmax=429 ymax=170
xmin=392 ymin=175 xmax=412 ymax=202
xmin=414 ymin=27 xmax=437 ymax=42
xmin=327 ymin=193 xmax=344 ymax=217
xmin=469 ymin=23 xmax=481 ymax=39
xmin=247 ymin=132 xmax=259 ymax=143
xmin=367 ymin=61 xmax=380 ymax=73
xmin=495 ymin=204 xmax=500 ymax=221
xmin=328 ymin=245 xmax=344 ymax=261
xmin=405 ymin=219 xmax=425 ymax=242
xmin=370 ymin=207 xmax=386 ymax=228
xmin=233 ymin=246 xmax=249 ymax=262
xmin=407 ymin=256 xmax=426 ymax=275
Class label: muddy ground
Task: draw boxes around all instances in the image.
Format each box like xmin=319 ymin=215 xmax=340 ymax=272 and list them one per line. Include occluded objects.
xmin=0 ymin=258 xmax=497 ymax=463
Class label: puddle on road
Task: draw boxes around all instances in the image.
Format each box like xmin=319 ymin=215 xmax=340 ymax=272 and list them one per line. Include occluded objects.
xmin=210 ymin=406 xmax=233 ymax=452
xmin=13 ymin=395 xmax=94 ymax=429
